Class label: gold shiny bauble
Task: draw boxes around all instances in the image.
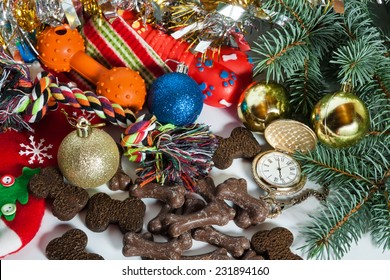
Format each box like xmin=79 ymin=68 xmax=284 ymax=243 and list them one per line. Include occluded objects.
xmin=57 ymin=125 xmax=119 ymax=189
xmin=237 ymin=81 xmax=290 ymax=133
xmin=311 ymin=91 xmax=370 ymax=148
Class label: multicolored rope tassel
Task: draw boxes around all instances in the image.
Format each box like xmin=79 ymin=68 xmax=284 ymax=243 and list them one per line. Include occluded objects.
xmin=121 ymin=114 xmax=218 ymax=190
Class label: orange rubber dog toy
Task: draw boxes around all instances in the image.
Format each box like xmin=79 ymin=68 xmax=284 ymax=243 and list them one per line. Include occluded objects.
xmin=36 ymin=25 xmax=146 ymax=112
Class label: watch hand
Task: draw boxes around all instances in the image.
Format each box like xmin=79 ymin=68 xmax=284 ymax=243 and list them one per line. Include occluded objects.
xmin=277 ymin=158 xmax=282 ymax=178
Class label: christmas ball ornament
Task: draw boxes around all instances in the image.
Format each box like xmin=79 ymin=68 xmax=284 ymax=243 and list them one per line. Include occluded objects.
xmin=57 ymin=116 xmax=120 ymax=188
xmin=147 ymin=71 xmax=204 ymax=126
xmin=311 ymin=91 xmax=370 ymax=148
xmin=237 ymin=81 xmax=290 ymax=133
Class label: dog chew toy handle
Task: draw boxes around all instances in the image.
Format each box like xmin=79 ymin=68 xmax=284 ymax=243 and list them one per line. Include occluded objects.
xmin=36 ymin=25 xmax=146 ymax=112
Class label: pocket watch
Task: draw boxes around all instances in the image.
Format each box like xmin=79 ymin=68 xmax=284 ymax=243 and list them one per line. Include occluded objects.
xmin=252 ymin=119 xmax=317 ymax=197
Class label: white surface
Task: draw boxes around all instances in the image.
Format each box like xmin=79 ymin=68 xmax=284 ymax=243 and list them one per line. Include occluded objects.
xmin=3 ymin=104 xmax=390 ymax=260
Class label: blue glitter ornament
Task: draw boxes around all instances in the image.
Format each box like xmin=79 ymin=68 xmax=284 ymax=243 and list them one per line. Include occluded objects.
xmin=147 ymin=72 xmax=204 ymax=126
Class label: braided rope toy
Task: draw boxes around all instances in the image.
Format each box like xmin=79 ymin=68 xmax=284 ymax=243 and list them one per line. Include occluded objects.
xmin=121 ymin=114 xmax=218 ymax=191
xmin=24 ymin=71 xmax=136 ymax=127
xmin=0 ymin=68 xmax=136 ymax=131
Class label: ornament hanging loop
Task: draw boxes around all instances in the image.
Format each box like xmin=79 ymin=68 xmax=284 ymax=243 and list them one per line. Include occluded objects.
xmin=76 ymin=117 xmax=92 ymax=138
xmin=61 ymin=108 xmax=106 ymax=138
xmin=165 ymin=59 xmax=189 ymax=74
xmin=341 ymin=80 xmax=353 ymax=93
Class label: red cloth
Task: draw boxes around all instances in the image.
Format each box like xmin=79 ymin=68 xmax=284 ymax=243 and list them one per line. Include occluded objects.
xmin=0 ymin=105 xmax=97 ymax=258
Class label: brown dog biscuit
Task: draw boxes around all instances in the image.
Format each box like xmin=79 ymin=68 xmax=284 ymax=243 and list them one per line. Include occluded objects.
xmin=108 ymin=166 xmax=132 ymax=191
xmin=163 ymin=199 xmax=236 ymax=238
xmin=212 ymin=127 xmax=261 ymax=169
xmin=123 ymin=231 xmax=192 ymax=260
xmin=181 ymin=248 xmax=231 ymax=260
xmin=251 ymin=227 xmax=302 ymax=260
xmin=108 ymin=144 xmax=132 ymax=191
xmin=130 ymin=182 xmax=186 ymax=209
xmin=28 ymin=167 xmax=89 ymax=221
xmin=216 ymin=178 xmax=269 ymax=226
xmin=46 ymin=229 xmax=104 ymax=260
xmin=86 ymin=192 xmax=145 ymax=233
xmin=240 ymin=249 xmax=265 ymax=260
xmin=192 ymin=226 xmax=251 ymax=258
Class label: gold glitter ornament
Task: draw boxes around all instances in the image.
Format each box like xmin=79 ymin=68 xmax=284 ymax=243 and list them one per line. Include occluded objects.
xmin=57 ymin=115 xmax=120 ymax=189
xmin=311 ymin=91 xmax=370 ymax=148
xmin=237 ymin=81 xmax=290 ymax=133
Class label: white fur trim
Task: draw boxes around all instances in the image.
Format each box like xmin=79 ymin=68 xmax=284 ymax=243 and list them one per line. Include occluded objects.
xmin=0 ymin=219 xmax=22 ymax=257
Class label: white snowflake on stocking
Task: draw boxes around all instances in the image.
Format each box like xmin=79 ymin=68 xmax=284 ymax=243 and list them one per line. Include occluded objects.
xmin=19 ymin=135 xmax=53 ymax=164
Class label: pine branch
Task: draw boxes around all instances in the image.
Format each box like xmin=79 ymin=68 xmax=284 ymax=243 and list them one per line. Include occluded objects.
xmin=262 ymin=0 xmax=316 ymax=30
xmin=300 ymin=181 xmax=373 ymax=259
xmin=369 ymin=190 xmax=390 ymax=251
xmin=285 ymin=53 xmax=325 ymax=116
xmin=330 ymin=0 xmax=386 ymax=87
xmin=252 ymin=21 xmax=309 ymax=81
xmin=294 ymin=136 xmax=390 ymax=187
xmin=357 ymin=57 xmax=390 ymax=133
xmin=253 ymin=1 xmax=341 ymax=82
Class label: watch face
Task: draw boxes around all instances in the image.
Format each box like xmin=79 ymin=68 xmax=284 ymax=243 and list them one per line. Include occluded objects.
xmin=255 ymin=151 xmax=301 ymax=188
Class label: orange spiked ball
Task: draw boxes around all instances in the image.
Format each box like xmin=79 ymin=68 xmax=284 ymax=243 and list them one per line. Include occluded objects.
xmin=97 ymin=67 xmax=146 ymax=112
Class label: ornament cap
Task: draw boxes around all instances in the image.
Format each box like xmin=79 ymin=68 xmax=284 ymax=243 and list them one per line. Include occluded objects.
xmin=76 ymin=117 xmax=92 ymax=138
xmin=166 ymin=59 xmax=189 ymax=74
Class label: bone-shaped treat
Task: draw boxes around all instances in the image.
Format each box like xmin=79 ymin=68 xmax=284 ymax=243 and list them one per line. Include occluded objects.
xmin=241 ymin=249 xmax=265 ymax=260
xmin=163 ymin=200 xmax=236 ymax=238
xmin=85 ymin=192 xmax=145 ymax=233
xmin=108 ymin=144 xmax=132 ymax=191
xmin=129 ymin=182 xmax=186 ymax=209
xmin=212 ymin=127 xmax=261 ymax=170
xmin=233 ymin=206 xmax=254 ymax=229
xmin=180 ymin=194 xmax=207 ymax=215
xmin=251 ymin=227 xmax=303 ymax=260
xmin=181 ymin=248 xmax=231 ymax=260
xmin=194 ymin=176 xmax=217 ymax=202
xmin=147 ymin=203 xmax=175 ymax=235
xmin=192 ymin=226 xmax=250 ymax=258
xmin=28 ymin=167 xmax=89 ymax=221
xmin=46 ymin=229 xmax=104 ymax=260
xmin=216 ymin=178 xmax=269 ymax=225
xmin=122 ymin=231 xmax=192 ymax=260
xmin=108 ymin=165 xmax=132 ymax=191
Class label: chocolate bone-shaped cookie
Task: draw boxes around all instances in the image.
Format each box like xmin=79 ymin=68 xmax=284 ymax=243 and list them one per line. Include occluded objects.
xmin=251 ymin=227 xmax=302 ymax=260
xmin=123 ymin=231 xmax=192 ymax=260
xmin=86 ymin=192 xmax=145 ymax=233
xmin=181 ymin=248 xmax=231 ymax=260
xmin=212 ymin=127 xmax=261 ymax=169
xmin=147 ymin=203 xmax=175 ymax=235
xmin=163 ymin=199 xmax=236 ymax=238
xmin=28 ymin=167 xmax=89 ymax=221
xmin=46 ymin=228 xmax=104 ymax=260
xmin=216 ymin=178 xmax=269 ymax=226
xmin=192 ymin=226 xmax=250 ymax=258
xmin=108 ymin=144 xmax=132 ymax=191
xmin=148 ymin=194 xmax=206 ymax=235
xmin=129 ymin=182 xmax=186 ymax=209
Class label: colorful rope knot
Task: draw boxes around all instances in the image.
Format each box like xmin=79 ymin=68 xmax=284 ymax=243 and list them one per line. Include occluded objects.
xmin=121 ymin=114 xmax=218 ymax=190
xmin=0 ymin=54 xmax=137 ymax=132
